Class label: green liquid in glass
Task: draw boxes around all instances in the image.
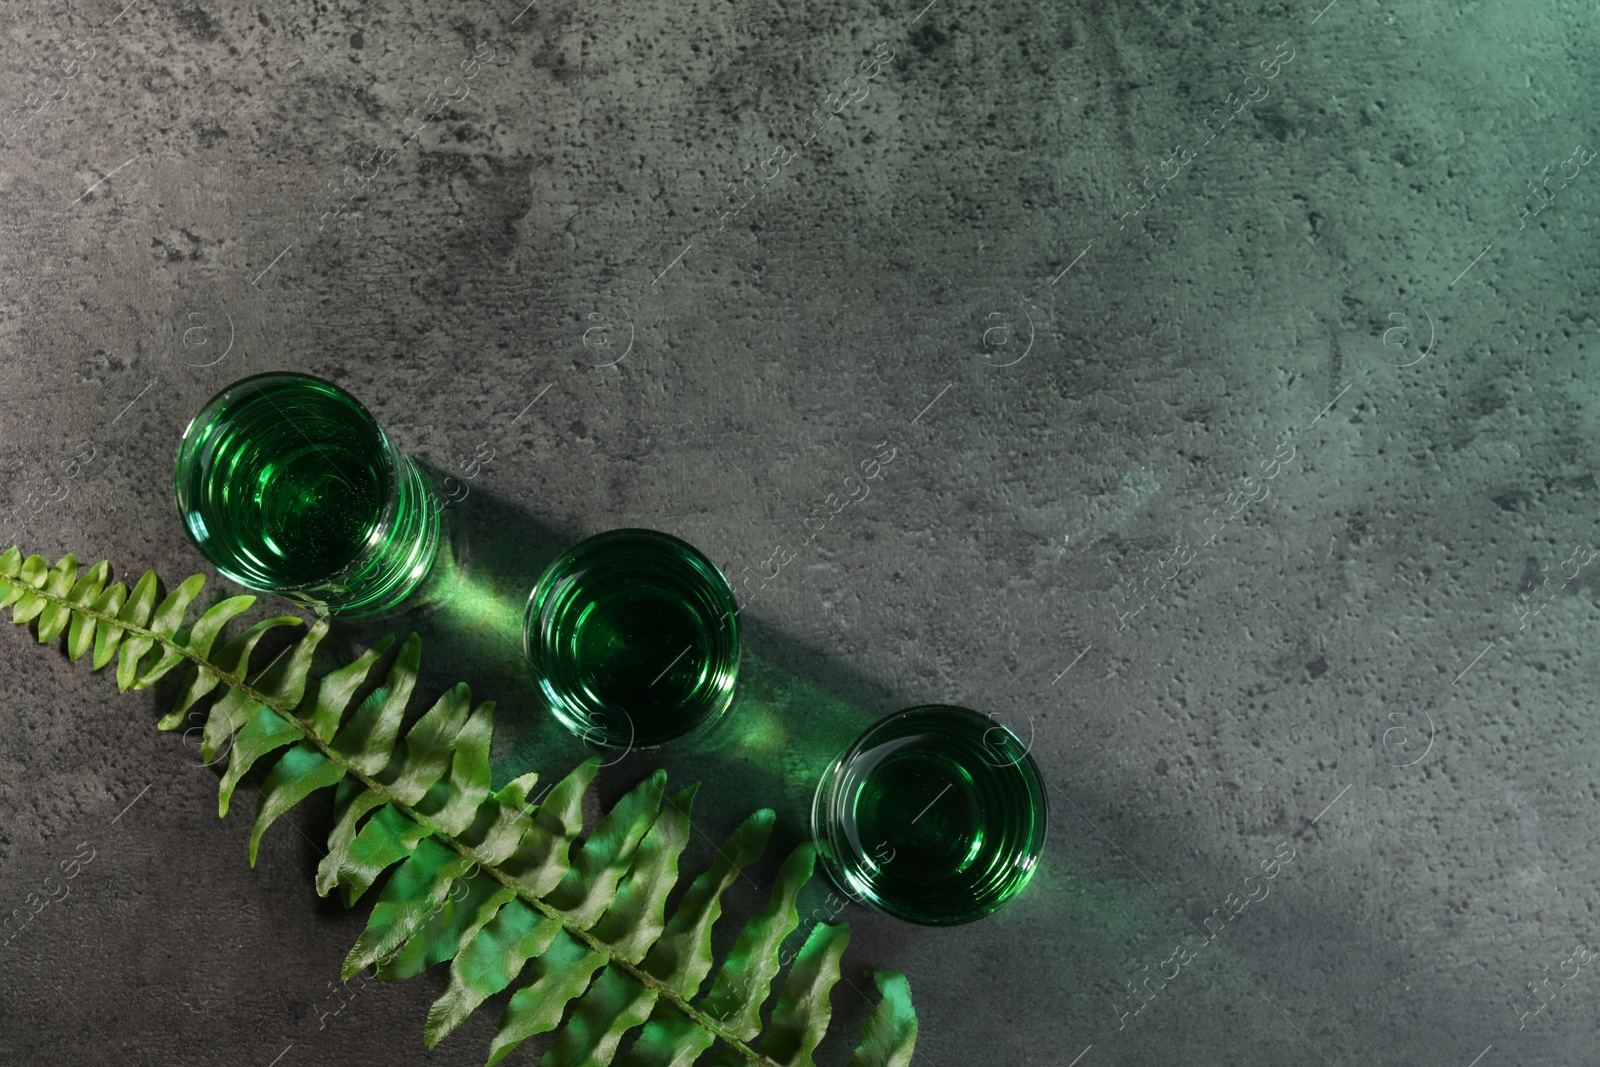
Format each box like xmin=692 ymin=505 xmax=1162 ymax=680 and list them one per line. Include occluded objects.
xmin=174 ymin=372 xmax=439 ymax=616
xmin=812 ymin=704 xmax=1047 ymax=925
xmin=525 ymin=528 xmax=740 ymax=749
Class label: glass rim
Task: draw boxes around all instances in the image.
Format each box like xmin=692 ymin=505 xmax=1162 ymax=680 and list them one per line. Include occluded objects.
xmin=525 ymin=526 xmax=741 ymax=618
xmin=173 ymin=370 xmax=404 ymax=595
xmin=833 ymin=703 xmax=1048 ymax=784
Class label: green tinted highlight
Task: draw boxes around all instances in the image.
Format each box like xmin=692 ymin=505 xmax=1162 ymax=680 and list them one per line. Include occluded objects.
xmin=812 ymin=704 xmax=1047 ymax=926
xmin=174 ymin=372 xmax=439 ymax=617
xmin=524 ymin=528 xmax=740 ymax=749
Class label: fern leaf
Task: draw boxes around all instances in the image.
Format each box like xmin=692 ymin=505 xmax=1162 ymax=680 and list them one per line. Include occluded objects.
xmin=847 ymin=972 xmax=918 ymax=1067
xmin=217 ymin=703 xmax=302 ymax=816
xmin=307 ymin=633 xmax=397 ymax=741
xmin=88 ymin=577 xmax=130 ymax=671
xmin=328 ymin=633 xmax=419 ymax=773
xmin=0 ymin=548 xmax=922 ymax=1067
xmin=152 ymin=603 xmax=281 ymax=728
xmin=534 ymin=786 xmax=700 ymax=1067
xmin=617 ymin=1008 xmax=717 ymax=1067
xmin=6 ymin=552 xmax=57 ymax=624
xmin=318 ymin=780 xmax=392 ymax=896
xmin=545 ymin=967 xmax=658 ymax=1067
xmin=135 ymin=589 xmax=253 ymax=689
xmin=33 ymin=557 xmax=87 ymax=646
xmin=411 ymin=699 xmax=495 ymax=835
xmin=383 ymin=680 xmax=471 ymax=801
xmin=334 ymin=802 xmax=433 ymax=906
xmin=345 ymin=835 xmax=478 ymax=972
xmin=64 ymin=561 xmax=113 ymax=661
xmin=643 ymin=807 xmax=774 ymax=995
xmin=497 ymin=757 xmax=597 ymax=897
xmin=0 ymin=546 xmax=23 ymax=602
xmin=249 ymin=741 xmax=346 ymax=865
xmin=608 ymin=809 xmax=776 ymax=1067
xmin=159 ymin=614 xmax=302 ymax=733
xmin=488 ymin=929 xmax=611 ymax=1065
xmin=425 ymin=901 xmax=565 ymax=1047
xmin=125 ymin=572 xmax=208 ymax=688
xmin=378 ymin=869 xmax=516 ymax=981
xmin=748 ymin=923 xmax=852 ymax=1067
xmin=113 ymin=569 xmax=166 ymax=689
xmin=592 ymin=783 xmax=696 ymax=962
xmin=698 ymin=844 xmax=817 ymax=1041
xmin=457 ymin=770 xmax=544 ymax=867
xmin=547 ymin=771 xmax=668 ymax=928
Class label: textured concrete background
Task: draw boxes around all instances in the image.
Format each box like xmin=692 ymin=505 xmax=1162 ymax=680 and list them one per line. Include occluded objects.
xmin=5 ymin=0 xmax=1600 ymax=1064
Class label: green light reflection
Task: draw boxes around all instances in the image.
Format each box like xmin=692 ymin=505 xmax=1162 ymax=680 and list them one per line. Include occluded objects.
xmin=383 ymin=529 xmax=1139 ymax=934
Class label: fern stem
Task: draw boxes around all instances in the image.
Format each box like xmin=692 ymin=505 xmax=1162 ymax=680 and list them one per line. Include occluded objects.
xmin=16 ymin=582 xmax=779 ymax=1066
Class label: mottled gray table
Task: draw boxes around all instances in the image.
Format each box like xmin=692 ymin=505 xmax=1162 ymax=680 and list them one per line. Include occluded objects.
xmin=4 ymin=0 xmax=1599 ymax=1064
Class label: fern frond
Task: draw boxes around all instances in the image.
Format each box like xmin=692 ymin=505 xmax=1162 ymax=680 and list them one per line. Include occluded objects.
xmin=0 ymin=548 xmax=920 ymax=1067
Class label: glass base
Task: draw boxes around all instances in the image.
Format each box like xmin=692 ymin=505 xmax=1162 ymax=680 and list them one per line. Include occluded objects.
xmin=281 ymin=454 xmax=440 ymax=618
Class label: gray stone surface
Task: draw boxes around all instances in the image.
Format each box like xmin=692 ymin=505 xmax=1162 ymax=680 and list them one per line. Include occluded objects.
xmin=5 ymin=0 xmax=1600 ymax=1064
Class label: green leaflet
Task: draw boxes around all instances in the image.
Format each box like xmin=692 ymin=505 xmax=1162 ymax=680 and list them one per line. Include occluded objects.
xmin=6 ymin=552 xmax=60 ymax=625
xmin=411 ymin=699 xmax=495 ymax=836
xmin=0 ymin=546 xmax=27 ymax=605
xmin=378 ymin=868 xmax=516 ymax=981
xmin=382 ymin=680 xmax=471 ymax=804
xmin=64 ymin=561 xmax=114 ymax=661
xmin=125 ymin=572 xmax=209 ymax=690
xmin=0 ymin=549 xmax=922 ymax=1067
xmin=544 ymin=967 xmax=658 ymax=1067
xmin=697 ymin=844 xmax=818 ymax=1041
xmin=497 ymin=757 xmax=598 ymax=897
xmin=615 ymin=808 xmax=774 ymax=1067
xmin=534 ymin=785 xmax=700 ymax=1066
xmin=307 ymin=633 xmax=396 ymax=741
xmin=250 ymin=614 xmax=330 ymax=710
xmin=249 ymin=741 xmax=346 ymax=866
xmin=217 ymin=703 xmax=302 ymax=817
xmin=847 ymin=972 xmax=918 ymax=1067
xmin=546 ymin=770 xmax=669 ymax=929
xmin=591 ymin=784 xmax=697 ymax=963
xmin=344 ymin=835 xmax=479 ymax=975
xmin=488 ymin=929 xmax=609 ymax=1066
xmin=318 ymin=780 xmax=391 ymax=897
xmin=157 ymin=612 xmax=301 ymax=731
xmin=136 ymin=592 xmax=255 ymax=691
xmin=616 ymin=1008 xmax=717 ymax=1067
xmin=426 ymin=900 xmax=564 ymax=1047
xmin=749 ymin=923 xmax=852 ymax=1067
xmin=199 ymin=615 xmax=330 ymax=765
xmin=328 ymin=633 xmax=419 ymax=774
xmin=641 ymin=808 xmax=775 ymax=994
xmin=114 ymin=569 xmax=173 ymax=690
xmin=335 ymin=802 xmax=433 ymax=906
xmin=89 ymin=578 xmax=131 ymax=671
xmin=457 ymin=771 xmax=543 ymax=868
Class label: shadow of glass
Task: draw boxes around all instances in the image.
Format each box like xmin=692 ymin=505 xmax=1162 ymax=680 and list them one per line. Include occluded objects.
xmin=327 ymin=475 xmax=887 ymax=850
xmin=235 ymin=473 xmax=1422 ymax=1059
xmin=314 ymin=479 xmax=1126 ymax=976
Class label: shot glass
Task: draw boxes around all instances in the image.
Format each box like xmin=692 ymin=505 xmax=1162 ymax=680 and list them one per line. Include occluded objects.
xmin=523 ymin=528 xmax=740 ymax=750
xmin=174 ymin=372 xmax=440 ymax=618
xmin=810 ymin=704 xmax=1047 ymax=925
